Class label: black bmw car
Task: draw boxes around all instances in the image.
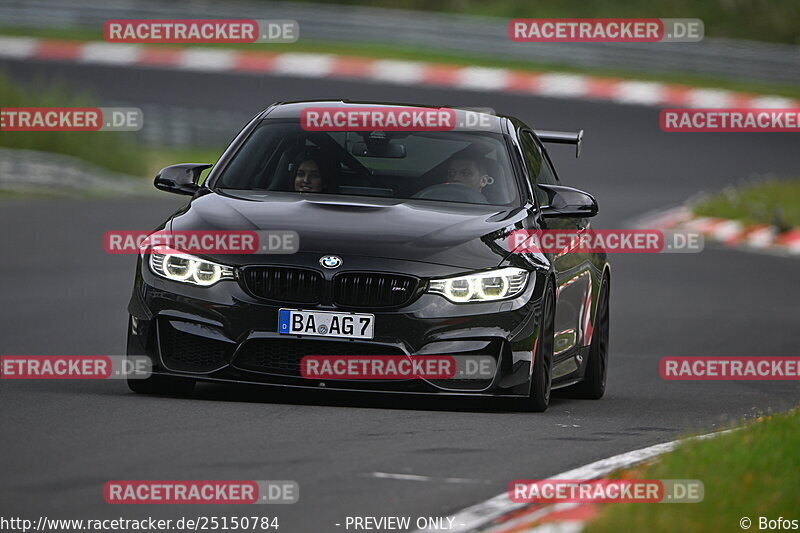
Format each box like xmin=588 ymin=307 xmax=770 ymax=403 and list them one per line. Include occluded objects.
xmin=127 ymin=101 xmax=610 ymax=411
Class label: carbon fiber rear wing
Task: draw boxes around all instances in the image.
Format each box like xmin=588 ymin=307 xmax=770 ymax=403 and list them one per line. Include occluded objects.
xmin=535 ymin=129 xmax=584 ymax=158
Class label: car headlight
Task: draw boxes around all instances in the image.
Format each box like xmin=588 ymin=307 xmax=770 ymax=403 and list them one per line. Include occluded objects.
xmin=427 ymin=267 xmax=530 ymax=303
xmin=149 ymin=252 xmax=235 ymax=286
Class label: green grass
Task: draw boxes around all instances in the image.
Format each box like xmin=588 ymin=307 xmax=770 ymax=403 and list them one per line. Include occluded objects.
xmin=3 ymin=26 xmax=800 ymax=101
xmin=0 ymin=70 xmax=222 ymax=182
xmin=692 ymin=179 xmax=800 ymax=231
xmin=586 ymin=409 xmax=800 ymax=533
xmin=0 ymin=70 xmax=147 ymax=175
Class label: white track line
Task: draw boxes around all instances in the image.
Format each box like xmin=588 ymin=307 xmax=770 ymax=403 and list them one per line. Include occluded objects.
xmin=363 ymin=472 xmax=482 ymax=484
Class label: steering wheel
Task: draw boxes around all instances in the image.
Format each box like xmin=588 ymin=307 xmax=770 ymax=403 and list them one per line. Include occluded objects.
xmin=412 ymin=183 xmax=488 ymax=204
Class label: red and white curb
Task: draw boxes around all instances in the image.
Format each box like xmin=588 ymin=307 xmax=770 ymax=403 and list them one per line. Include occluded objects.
xmin=635 ymin=206 xmax=800 ymax=256
xmin=1 ymin=36 xmax=798 ymax=109
xmin=415 ymin=430 xmax=730 ymax=533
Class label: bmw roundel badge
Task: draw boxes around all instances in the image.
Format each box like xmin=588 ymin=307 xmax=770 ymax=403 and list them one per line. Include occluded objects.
xmin=320 ymin=255 xmax=343 ymax=269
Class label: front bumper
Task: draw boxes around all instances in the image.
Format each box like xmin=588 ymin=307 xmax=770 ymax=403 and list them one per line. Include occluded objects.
xmin=127 ymin=256 xmax=548 ymax=397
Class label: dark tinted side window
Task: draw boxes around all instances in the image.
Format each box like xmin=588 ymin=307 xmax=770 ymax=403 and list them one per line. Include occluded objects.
xmin=520 ymin=130 xmax=553 ymax=206
xmin=538 ymin=149 xmax=558 ymax=186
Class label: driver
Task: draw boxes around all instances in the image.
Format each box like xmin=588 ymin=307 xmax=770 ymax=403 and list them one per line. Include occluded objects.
xmin=294 ymin=159 xmax=325 ymax=193
xmin=446 ymin=154 xmax=489 ymax=192
xmin=293 ymin=148 xmax=335 ymax=193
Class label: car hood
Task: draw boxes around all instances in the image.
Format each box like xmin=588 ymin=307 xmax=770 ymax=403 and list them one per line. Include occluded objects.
xmin=168 ymin=190 xmax=529 ymax=269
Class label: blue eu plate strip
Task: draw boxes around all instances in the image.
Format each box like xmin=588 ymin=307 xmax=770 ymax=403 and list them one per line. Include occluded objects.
xmin=278 ymin=309 xmax=291 ymax=334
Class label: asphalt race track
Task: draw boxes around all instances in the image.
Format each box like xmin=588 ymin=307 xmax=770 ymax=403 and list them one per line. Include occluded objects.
xmin=1 ymin=59 xmax=799 ymax=529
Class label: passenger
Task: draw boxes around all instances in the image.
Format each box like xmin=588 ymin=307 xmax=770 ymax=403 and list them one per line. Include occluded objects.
xmin=445 ymin=155 xmax=490 ymax=192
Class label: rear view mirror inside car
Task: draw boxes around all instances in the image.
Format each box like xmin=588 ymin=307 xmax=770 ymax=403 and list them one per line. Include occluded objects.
xmin=351 ymin=141 xmax=406 ymax=158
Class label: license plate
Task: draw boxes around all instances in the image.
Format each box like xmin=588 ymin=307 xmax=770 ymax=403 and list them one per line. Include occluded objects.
xmin=278 ymin=309 xmax=375 ymax=339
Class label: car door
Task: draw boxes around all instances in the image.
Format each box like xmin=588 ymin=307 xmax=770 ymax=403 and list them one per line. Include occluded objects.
xmin=518 ymin=129 xmax=594 ymax=378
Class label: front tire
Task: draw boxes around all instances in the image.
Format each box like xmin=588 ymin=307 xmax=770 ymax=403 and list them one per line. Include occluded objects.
xmin=564 ymin=275 xmax=609 ymax=399
xmin=524 ymin=283 xmax=555 ymax=412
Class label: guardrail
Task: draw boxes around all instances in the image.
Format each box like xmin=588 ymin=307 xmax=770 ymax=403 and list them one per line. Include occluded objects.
xmin=131 ymin=104 xmax=249 ymax=148
xmin=2 ymin=0 xmax=800 ymax=84
xmin=0 ymin=148 xmax=151 ymax=193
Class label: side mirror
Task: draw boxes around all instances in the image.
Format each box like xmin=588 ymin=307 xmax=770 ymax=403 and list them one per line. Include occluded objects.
xmin=154 ymin=163 xmax=212 ymax=196
xmin=538 ymin=184 xmax=598 ymax=218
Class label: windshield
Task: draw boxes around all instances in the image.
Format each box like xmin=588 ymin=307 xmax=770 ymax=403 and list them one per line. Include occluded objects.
xmin=214 ymin=120 xmax=520 ymax=206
